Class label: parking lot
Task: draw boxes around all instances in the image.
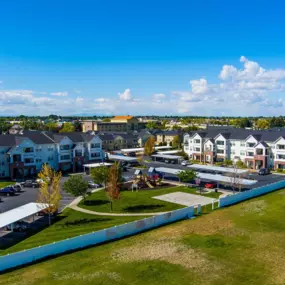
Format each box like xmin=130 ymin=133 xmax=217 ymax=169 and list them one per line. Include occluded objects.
xmin=145 ymin=161 xmax=285 ymax=190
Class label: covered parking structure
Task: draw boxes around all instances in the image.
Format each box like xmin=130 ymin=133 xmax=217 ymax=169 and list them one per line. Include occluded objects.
xmin=187 ymin=164 xmax=249 ymax=175
xmin=151 ymin=154 xmax=184 ymax=164
xmin=107 ymin=154 xmax=138 ymax=166
xmin=83 ymin=162 xmax=112 ymax=173
xmin=0 ymin=203 xmax=49 ymax=232
xmin=157 ymin=150 xmax=182 ymax=155
xmin=120 ymin=146 xmax=172 ymax=156
xmin=154 ymin=167 xmax=257 ymax=189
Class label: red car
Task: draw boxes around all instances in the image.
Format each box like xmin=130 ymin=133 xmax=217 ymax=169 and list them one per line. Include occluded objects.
xmin=205 ymin=182 xmax=216 ymax=189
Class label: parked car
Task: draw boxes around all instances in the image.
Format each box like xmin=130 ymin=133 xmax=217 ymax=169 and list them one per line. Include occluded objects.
xmin=21 ymin=180 xmax=40 ymax=188
xmin=6 ymin=221 xmax=29 ymax=232
xmin=88 ymin=181 xmax=102 ymax=189
xmin=181 ymin=160 xmax=192 ymax=166
xmin=11 ymin=184 xmax=22 ymax=192
xmin=205 ymin=182 xmax=217 ymax=189
xmin=164 ymin=159 xmax=170 ymax=163
xmin=0 ymin=186 xmax=16 ymax=196
xmin=258 ymin=168 xmax=270 ymax=175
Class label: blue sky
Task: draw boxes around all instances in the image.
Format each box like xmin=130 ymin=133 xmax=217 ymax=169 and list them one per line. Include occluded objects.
xmin=0 ymin=0 xmax=285 ymax=116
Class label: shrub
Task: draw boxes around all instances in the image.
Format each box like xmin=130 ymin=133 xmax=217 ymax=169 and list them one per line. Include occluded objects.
xmin=276 ymin=168 xmax=283 ymax=173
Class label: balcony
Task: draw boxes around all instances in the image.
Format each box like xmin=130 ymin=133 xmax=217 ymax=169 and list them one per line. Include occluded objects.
xmin=246 ymin=143 xmax=255 ymax=148
xmin=255 ymin=149 xmax=264 ymax=156
xmin=276 ymin=155 xmax=285 ymax=161
xmin=23 ymin=147 xmax=34 ymax=153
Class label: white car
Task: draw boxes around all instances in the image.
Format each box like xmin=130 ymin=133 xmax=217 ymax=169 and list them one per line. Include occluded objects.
xmin=181 ymin=160 xmax=191 ymax=166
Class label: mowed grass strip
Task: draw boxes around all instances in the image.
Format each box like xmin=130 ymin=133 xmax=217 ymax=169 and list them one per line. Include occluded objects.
xmin=0 ymin=181 xmax=15 ymax=188
xmin=79 ymin=186 xmax=221 ymax=213
xmin=2 ymin=189 xmax=285 ymax=285
xmin=0 ymin=208 xmax=144 ymax=255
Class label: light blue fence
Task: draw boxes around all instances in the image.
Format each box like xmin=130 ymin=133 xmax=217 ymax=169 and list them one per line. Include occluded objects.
xmin=0 ymin=206 xmax=195 ymax=272
xmin=219 ymin=179 xmax=285 ymax=207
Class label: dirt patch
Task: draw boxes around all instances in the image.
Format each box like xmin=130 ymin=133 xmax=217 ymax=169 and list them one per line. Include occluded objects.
xmin=239 ymin=200 xmax=267 ymax=216
xmin=111 ymin=237 xmax=224 ymax=278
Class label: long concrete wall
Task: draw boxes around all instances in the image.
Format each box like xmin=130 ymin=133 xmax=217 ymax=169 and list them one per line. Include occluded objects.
xmin=0 ymin=206 xmax=195 ymax=272
xmin=219 ymin=180 xmax=285 ymax=207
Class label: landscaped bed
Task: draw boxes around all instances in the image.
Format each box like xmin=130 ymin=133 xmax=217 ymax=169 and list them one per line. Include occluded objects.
xmin=78 ymin=186 xmax=222 ymax=214
xmin=0 ymin=181 xmax=15 ymax=188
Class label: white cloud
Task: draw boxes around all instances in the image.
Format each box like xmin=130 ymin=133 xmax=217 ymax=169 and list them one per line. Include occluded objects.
xmin=73 ymin=89 xmax=81 ymax=94
xmin=94 ymin=97 xmax=109 ymax=103
xmin=118 ymin=88 xmax=133 ymax=101
xmin=50 ymin=91 xmax=68 ymax=97
xmin=190 ymin=78 xmax=209 ymax=94
xmin=152 ymin=93 xmax=166 ymax=102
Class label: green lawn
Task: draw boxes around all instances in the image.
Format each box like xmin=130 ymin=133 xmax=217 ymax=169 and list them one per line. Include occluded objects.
xmin=0 ymin=181 xmax=15 ymax=188
xmin=79 ymin=186 xmax=221 ymax=213
xmin=2 ymin=188 xmax=285 ymax=285
xmin=0 ymin=208 xmax=144 ymax=255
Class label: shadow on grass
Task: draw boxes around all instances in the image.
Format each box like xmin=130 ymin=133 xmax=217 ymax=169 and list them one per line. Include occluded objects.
xmin=0 ymin=215 xmax=66 ymax=250
xmin=123 ymin=204 xmax=164 ymax=212
xmin=83 ymin=199 xmax=109 ymax=206
xmin=63 ymin=217 xmax=111 ymax=227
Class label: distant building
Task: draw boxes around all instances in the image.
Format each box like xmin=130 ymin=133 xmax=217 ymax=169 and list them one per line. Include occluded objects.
xmin=81 ymin=116 xmax=146 ymax=133
xmin=0 ymin=130 xmax=104 ymax=179
xmin=183 ymin=127 xmax=285 ymax=170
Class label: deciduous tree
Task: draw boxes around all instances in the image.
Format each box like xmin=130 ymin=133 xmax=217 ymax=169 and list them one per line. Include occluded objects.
xmin=177 ymin=169 xmax=197 ymax=183
xmin=63 ymin=175 xmax=89 ymax=200
xmin=37 ymin=164 xmax=62 ymax=225
xmin=90 ymin=166 xmax=109 ymax=190
xmin=106 ymin=164 xmax=122 ymax=211
xmin=144 ymin=136 xmax=156 ymax=156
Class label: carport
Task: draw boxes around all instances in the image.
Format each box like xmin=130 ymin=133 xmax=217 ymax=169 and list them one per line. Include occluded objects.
xmin=0 ymin=203 xmax=49 ymax=232
xmin=83 ymin=162 xmax=112 ymax=173
xmin=107 ymin=154 xmax=138 ymax=165
xmin=187 ymin=164 xmax=249 ymax=175
xmin=154 ymin=167 xmax=257 ymax=188
xmin=151 ymin=154 xmax=184 ymax=164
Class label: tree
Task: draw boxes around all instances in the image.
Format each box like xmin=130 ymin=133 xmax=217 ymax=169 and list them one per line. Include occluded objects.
xmin=172 ymin=135 xmax=181 ymax=149
xmin=144 ymin=136 xmax=156 ymax=156
xmin=106 ymin=164 xmax=122 ymax=211
xmin=236 ymin=160 xmax=247 ymax=169
xmin=256 ymin=119 xmax=270 ymax=130
xmin=90 ymin=166 xmax=109 ymax=190
xmin=233 ymin=118 xmax=252 ymax=128
xmin=45 ymin=122 xmax=58 ymax=132
xmin=63 ymin=175 xmax=89 ymax=201
xmin=59 ymin=122 xmax=75 ymax=133
xmin=224 ymin=159 xmax=233 ymax=166
xmin=102 ymin=118 xmax=111 ymax=122
xmin=177 ymin=169 xmax=197 ymax=183
xmin=37 ymin=164 xmax=62 ymax=225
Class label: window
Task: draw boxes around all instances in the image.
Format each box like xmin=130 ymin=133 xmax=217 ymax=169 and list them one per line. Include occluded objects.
xmin=91 ymin=152 xmax=101 ymax=158
xmin=231 ymin=150 xmax=235 ymax=155
xmin=246 ymin=143 xmax=255 ymax=148
xmin=48 ymin=156 xmax=54 ymax=161
xmin=230 ymin=142 xmax=235 ymax=146
xmin=240 ymin=142 xmax=245 ymax=147
xmin=194 ymin=139 xmax=200 ymax=144
xmin=24 ymin=158 xmax=34 ymax=163
xmin=75 ymin=150 xmax=83 ymax=157
xmin=240 ymin=151 xmax=245 ymax=156
xmin=35 ymin=158 xmax=42 ymax=163
xmin=256 ymin=149 xmax=264 ymax=155
xmin=277 ymin=144 xmax=285 ymax=150
xmin=91 ymin=143 xmax=100 ymax=149
xmin=60 ymin=155 xmax=70 ymax=160
xmin=23 ymin=147 xmax=34 ymax=153
xmin=277 ymin=154 xmax=285 ymax=159
xmin=217 ymin=149 xmax=224 ymax=154
xmin=60 ymin=145 xmax=70 ymax=150
xmin=194 ymin=147 xmax=201 ymax=152
xmin=48 ymin=147 xmax=53 ymax=151
xmin=216 ymin=140 xmax=225 ymax=146
xmin=247 ymin=152 xmax=254 ymax=157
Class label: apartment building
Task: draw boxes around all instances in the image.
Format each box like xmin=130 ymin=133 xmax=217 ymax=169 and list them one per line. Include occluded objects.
xmin=0 ymin=131 xmax=104 ymax=179
xmin=81 ymin=116 xmax=146 ymax=133
xmin=183 ymin=128 xmax=285 ymax=170
xmin=156 ymin=130 xmax=181 ymax=146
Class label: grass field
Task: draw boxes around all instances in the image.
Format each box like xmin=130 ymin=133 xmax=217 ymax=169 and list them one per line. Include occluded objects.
xmin=0 ymin=208 xmax=144 ymax=255
xmin=2 ymin=188 xmax=285 ymax=285
xmin=79 ymin=186 xmax=221 ymax=213
xmin=0 ymin=181 xmax=15 ymax=188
